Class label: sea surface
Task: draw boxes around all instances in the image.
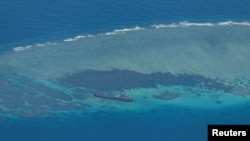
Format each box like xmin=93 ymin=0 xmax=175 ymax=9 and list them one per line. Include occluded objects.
xmin=1 ymin=0 xmax=250 ymax=141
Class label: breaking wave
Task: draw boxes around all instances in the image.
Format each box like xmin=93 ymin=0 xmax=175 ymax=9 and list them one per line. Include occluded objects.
xmin=12 ymin=20 xmax=250 ymax=52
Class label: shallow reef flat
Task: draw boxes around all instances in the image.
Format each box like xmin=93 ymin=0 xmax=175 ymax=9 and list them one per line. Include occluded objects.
xmin=0 ymin=24 xmax=250 ymax=118
xmin=1 ymin=24 xmax=250 ymax=81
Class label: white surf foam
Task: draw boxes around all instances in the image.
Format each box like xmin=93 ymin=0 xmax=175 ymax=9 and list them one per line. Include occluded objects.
xmin=11 ymin=20 xmax=250 ymax=52
xmin=151 ymin=20 xmax=250 ymax=29
xmin=179 ymin=21 xmax=214 ymax=27
xmin=14 ymin=26 xmax=144 ymax=48
xmin=64 ymin=35 xmax=92 ymax=42
xmin=13 ymin=47 xmax=25 ymax=51
xmin=13 ymin=45 xmax=32 ymax=52
xmin=74 ymin=35 xmax=86 ymax=39
xmin=13 ymin=41 xmax=57 ymax=52
xmin=64 ymin=38 xmax=78 ymax=42
xmin=104 ymin=26 xmax=145 ymax=36
xmin=218 ymin=20 xmax=250 ymax=26
xmin=151 ymin=23 xmax=179 ymax=28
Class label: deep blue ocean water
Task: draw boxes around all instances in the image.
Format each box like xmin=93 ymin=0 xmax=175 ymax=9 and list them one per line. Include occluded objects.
xmin=1 ymin=0 xmax=250 ymax=50
xmin=1 ymin=0 xmax=250 ymax=141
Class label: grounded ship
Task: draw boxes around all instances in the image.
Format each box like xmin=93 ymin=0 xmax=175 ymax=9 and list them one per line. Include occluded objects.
xmin=94 ymin=92 xmax=133 ymax=102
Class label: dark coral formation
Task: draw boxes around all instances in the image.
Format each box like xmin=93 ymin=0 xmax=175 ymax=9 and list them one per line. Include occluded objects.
xmin=153 ymin=93 xmax=179 ymax=100
xmin=57 ymin=69 xmax=232 ymax=92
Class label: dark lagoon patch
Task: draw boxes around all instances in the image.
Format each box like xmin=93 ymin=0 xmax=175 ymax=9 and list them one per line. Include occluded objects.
xmin=57 ymin=69 xmax=232 ymax=92
xmin=153 ymin=92 xmax=179 ymax=100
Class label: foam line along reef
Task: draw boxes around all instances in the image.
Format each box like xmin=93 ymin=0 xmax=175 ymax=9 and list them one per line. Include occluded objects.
xmin=0 ymin=20 xmax=249 ymax=82
xmin=10 ymin=20 xmax=250 ymax=52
